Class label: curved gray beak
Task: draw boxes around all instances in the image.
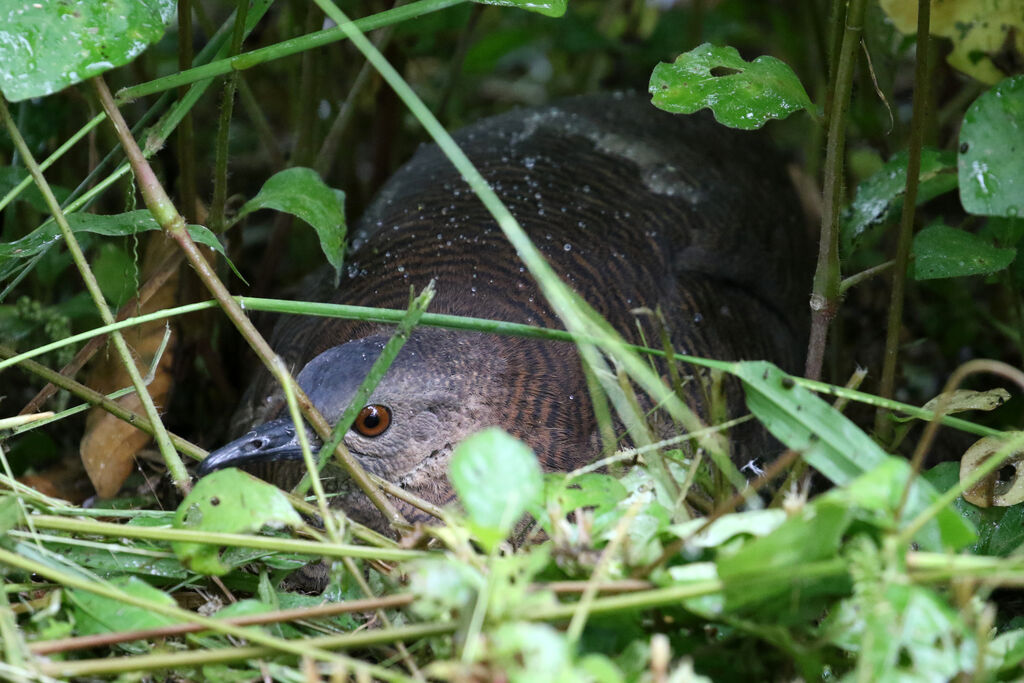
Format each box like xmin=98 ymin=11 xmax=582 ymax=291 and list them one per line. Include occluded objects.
xmin=196 ymin=418 xmax=321 ymax=477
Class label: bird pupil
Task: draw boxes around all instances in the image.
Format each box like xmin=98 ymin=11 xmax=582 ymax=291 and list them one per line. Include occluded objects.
xmin=364 ymin=412 xmax=380 ymax=428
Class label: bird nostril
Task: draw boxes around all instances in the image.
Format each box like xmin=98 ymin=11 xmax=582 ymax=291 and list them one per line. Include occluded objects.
xmin=250 ymin=438 xmax=267 ymax=450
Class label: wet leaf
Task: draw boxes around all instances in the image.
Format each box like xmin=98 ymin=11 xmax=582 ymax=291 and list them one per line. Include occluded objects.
xmin=0 ymin=0 xmax=175 ymax=101
xmin=841 ymin=148 xmax=957 ymax=256
xmin=474 ymin=0 xmax=567 ymax=18
xmin=740 ymin=361 xmax=975 ymax=550
xmin=0 ymin=210 xmax=235 ymax=284
xmin=738 ymin=361 xmax=887 ymax=485
xmin=649 ymin=43 xmax=813 ymax=130
xmin=959 ymin=75 xmax=1024 ymax=217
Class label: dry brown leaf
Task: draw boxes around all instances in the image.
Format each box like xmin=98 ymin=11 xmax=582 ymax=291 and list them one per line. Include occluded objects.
xmin=80 ymin=234 xmax=179 ymax=498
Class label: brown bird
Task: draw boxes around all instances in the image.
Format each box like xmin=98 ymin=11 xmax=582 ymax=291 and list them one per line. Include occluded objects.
xmin=198 ymin=93 xmax=810 ymax=531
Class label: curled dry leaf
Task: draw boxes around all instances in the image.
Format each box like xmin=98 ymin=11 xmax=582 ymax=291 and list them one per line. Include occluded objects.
xmin=923 ymin=388 xmax=1011 ymax=415
xmin=960 ymin=433 xmax=1024 ymax=508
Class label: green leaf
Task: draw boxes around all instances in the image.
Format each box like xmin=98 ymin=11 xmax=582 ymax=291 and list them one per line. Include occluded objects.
xmin=0 ymin=496 xmax=21 ymax=535
xmin=0 ymin=210 xmax=238 ymax=284
xmin=649 ymin=43 xmax=813 ymax=130
xmin=669 ymin=509 xmax=786 ymax=547
xmin=990 ymin=628 xmax=1024 ymax=673
xmin=0 ymin=0 xmax=175 ymax=101
xmin=236 ymin=168 xmax=346 ymax=278
xmin=824 ymin=582 xmax=972 ymax=680
xmin=405 ymin=556 xmax=484 ymax=620
xmin=912 ymin=223 xmax=1016 ymax=280
xmin=449 ymin=428 xmax=543 ymax=551
xmin=824 ymin=458 xmax=976 ymax=552
xmin=93 ymin=242 xmax=139 ymax=308
xmin=716 ymin=499 xmax=852 ymax=615
xmin=473 ymin=0 xmax=567 ymax=18
xmin=959 ymin=76 xmax=1024 ymax=217
xmin=927 ymin=461 xmax=1024 ymax=557
xmin=489 ymin=623 xmax=574 ymax=681
xmin=841 ymin=149 xmax=958 ymax=256
xmin=69 ymin=576 xmax=180 ymax=637
xmin=535 ymin=472 xmax=626 ymax=536
xmin=738 ymin=361 xmax=887 ymax=485
xmin=172 ymin=469 xmax=302 ymax=576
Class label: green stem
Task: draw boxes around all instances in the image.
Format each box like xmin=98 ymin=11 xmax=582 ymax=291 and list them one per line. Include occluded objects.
xmin=175 ymin=0 xmax=198 ymax=224
xmin=805 ymin=0 xmax=867 ymax=381
xmin=117 ymin=0 xmax=467 ymax=102
xmin=875 ymin=0 xmax=932 ymax=439
xmin=0 ymin=298 xmax=1004 ymax=440
xmin=208 ymin=0 xmax=250 ymax=234
xmin=28 ymin=515 xmax=425 ymax=560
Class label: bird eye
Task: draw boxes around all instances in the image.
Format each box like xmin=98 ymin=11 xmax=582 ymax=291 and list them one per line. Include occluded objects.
xmin=353 ymin=405 xmax=391 ymax=437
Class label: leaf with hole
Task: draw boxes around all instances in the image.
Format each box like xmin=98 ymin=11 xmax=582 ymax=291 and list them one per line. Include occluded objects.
xmin=172 ymin=469 xmax=302 ymax=576
xmin=474 ymin=0 xmax=567 ymax=18
xmin=649 ymin=43 xmax=814 ymax=129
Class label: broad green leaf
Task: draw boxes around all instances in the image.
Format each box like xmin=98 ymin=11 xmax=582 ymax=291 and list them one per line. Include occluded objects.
xmin=841 ymin=149 xmax=958 ymax=256
xmin=990 ymin=628 xmax=1024 ymax=672
xmin=716 ymin=499 xmax=852 ymax=616
xmin=912 ymin=223 xmax=1016 ymax=280
xmin=824 ymin=458 xmax=976 ymax=552
xmin=0 ymin=0 xmax=175 ymax=101
xmin=489 ymin=623 xmax=574 ymax=682
xmin=649 ymin=43 xmax=813 ymax=130
xmin=0 ymin=210 xmax=238 ymax=283
xmin=449 ymin=428 xmax=543 ymax=551
xmin=69 ymin=576 xmax=180 ymax=636
xmin=235 ymin=168 xmax=346 ymax=277
xmin=738 ymin=361 xmax=887 ymax=485
xmin=959 ymin=75 xmax=1024 ymax=217
xmin=172 ymin=469 xmax=301 ymax=576
xmin=473 ymin=0 xmax=567 ymax=18
xmin=93 ymin=242 xmax=139 ymax=308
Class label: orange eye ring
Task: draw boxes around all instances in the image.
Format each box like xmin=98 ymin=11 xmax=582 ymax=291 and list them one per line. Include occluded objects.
xmin=353 ymin=405 xmax=391 ymax=437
